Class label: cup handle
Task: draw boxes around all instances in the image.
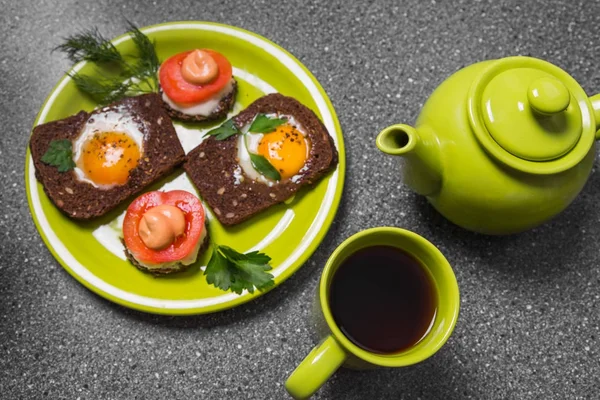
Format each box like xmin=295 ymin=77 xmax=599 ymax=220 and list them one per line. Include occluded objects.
xmin=285 ymin=335 xmax=347 ymax=399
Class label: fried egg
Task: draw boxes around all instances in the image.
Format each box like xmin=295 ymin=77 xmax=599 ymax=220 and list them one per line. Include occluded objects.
xmin=72 ymin=108 xmax=145 ymax=189
xmin=237 ymin=114 xmax=310 ymax=185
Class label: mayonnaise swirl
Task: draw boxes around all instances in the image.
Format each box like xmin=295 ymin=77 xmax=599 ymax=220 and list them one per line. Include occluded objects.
xmin=181 ymin=49 xmax=219 ymax=85
xmin=138 ymin=205 xmax=186 ymax=250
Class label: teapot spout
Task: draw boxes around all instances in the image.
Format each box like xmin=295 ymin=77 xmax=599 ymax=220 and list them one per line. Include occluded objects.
xmin=376 ymin=124 xmax=442 ymax=196
xmin=376 ymin=124 xmax=418 ymax=156
xmin=590 ymin=93 xmax=600 ymax=139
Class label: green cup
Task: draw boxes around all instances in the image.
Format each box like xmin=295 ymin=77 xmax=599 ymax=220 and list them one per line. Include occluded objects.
xmin=285 ymin=227 xmax=460 ymax=399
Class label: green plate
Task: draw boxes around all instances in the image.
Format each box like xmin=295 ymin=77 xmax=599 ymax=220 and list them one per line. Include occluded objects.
xmin=25 ymin=22 xmax=345 ymax=315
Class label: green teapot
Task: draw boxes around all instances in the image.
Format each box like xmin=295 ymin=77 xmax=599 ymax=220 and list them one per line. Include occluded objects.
xmin=376 ymin=56 xmax=600 ymax=235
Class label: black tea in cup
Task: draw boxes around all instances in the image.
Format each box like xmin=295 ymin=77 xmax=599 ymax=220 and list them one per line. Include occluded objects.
xmin=329 ymin=245 xmax=437 ymax=354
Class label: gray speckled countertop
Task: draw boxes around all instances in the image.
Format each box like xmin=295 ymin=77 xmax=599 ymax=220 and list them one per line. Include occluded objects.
xmin=2 ymin=0 xmax=600 ymax=398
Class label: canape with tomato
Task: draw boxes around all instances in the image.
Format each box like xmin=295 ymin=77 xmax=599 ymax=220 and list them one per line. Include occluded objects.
xmin=122 ymin=190 xmax=208 ymax=274
xmin=159 ymin=49 xmax=237 ymax=122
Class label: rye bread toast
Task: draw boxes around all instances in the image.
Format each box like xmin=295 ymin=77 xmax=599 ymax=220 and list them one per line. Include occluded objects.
xmin=183 ymin=93 xmax=338 ymax=226
xmin=29 ymin=93 xmax=186 ymax=220
xmin=160 ymin=79 xmax=237 ymax=123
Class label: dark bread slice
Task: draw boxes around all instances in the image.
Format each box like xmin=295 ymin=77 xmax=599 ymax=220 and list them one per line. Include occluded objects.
xmin=160 ymin=79 xmax=237 ymax=123
xmin=29 ymin=93 xmax=186 ymax=220
xmin=183 ymin=93 xmax=338 ymax=226
xmin=121 ymin=228 xmax=209 ymax=276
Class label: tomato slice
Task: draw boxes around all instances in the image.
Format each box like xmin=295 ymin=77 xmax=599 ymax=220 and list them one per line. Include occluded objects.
xmin=159 ymin=49 xmax=233 ymax=105
xmin=123 ymin=190 xmax=205 ymax=264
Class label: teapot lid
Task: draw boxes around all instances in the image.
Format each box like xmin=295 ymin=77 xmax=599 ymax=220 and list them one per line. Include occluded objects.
xmin=468 ymin=57 xmax=595 ymax=174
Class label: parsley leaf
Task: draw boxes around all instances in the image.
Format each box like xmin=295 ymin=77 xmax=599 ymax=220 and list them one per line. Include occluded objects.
xmin=205 ymin=247 xmax=233 ymax=291
xmin=248 ymin=114 xmax=287 ymax=133
xmin=41 ymin=139 xmax=76 ymax=172
xmin=204 ymin=119 xmax=240 ymax=140
xmin=249 ymin=153 xmax=281 ymax=181
xmin=204 ymin=245 xmax=275 ymax=294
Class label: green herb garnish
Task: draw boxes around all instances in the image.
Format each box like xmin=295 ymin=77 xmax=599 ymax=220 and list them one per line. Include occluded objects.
xmin=67 ymin=72 xmax=130 ymax=105
xmin=205 ymin=245 xmax=275 ymax=294
xmin=56 ymin=23 xmax=160 ymax=105
xmin=41 ymin=139 xmax=76 ymax=172
xmin=249 ymin=153 xmax=281 ymax=181
xmin=206 ymin=114 xmax=288 ymax=141
xmin=249 ymin=114 xmax=287 ymax=133
xmin=125 ymin=21 xmax=160 ymax=90
xmin=54 ymin=28 xmax=123 ymax=64
xmin=204 ymin=119 xmax=240 ymax=140
xmin=205 ymin=115 xmax=282 ymax=180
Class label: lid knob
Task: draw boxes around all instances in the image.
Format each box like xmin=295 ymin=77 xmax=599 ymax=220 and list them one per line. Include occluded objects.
xmin=527 ymin=76 xmax=571 ymax=115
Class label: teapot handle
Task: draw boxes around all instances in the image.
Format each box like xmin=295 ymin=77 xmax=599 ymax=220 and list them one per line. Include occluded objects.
xmin=590 ymin=93 xmax=600 ymax=139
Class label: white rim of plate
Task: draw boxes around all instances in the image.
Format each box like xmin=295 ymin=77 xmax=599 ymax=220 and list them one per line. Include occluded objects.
xmin=27 ymin=23 xmax=340 ymax=311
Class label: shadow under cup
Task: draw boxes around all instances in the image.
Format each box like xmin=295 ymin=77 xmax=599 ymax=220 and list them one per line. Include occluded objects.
xmin=320 ymin=227 xmax=460 ymax=367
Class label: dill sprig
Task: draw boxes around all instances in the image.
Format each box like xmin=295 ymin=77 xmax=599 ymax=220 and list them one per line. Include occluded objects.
xmin=126 ymin=21 xmax=160 ymax=90
xmin=55 ymin=28 xmax=123 ymax=64
xmin=56 ymin=23 xmax=160 ymax=105
xmin=67 ymin=72 xmax=130 ymax=105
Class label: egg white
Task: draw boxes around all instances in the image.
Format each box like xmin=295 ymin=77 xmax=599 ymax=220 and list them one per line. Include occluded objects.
xmin=72 ymin=108 xmax=146 ymax=189
xmin=237 ymin=132 xmax=271 ymax=186
xmin=236 ymin=113 xmax=308 ymax=186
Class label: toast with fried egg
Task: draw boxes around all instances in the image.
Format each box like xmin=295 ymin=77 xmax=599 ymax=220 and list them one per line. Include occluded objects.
xmin=29 ymin=93 xmax=185 ymax=220
xmin=183 ymin=93 xmax=338 ymax=226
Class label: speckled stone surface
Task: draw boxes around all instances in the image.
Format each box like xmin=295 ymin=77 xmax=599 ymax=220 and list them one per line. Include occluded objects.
xmin=2 ymin=0 xmax=600 ymax=399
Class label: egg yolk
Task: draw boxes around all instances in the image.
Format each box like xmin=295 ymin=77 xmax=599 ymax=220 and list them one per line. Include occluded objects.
xmin=77 ymin=131 xmax=141 ymax=186
xmin=257 ymin=124 xmax=309 ymax=180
